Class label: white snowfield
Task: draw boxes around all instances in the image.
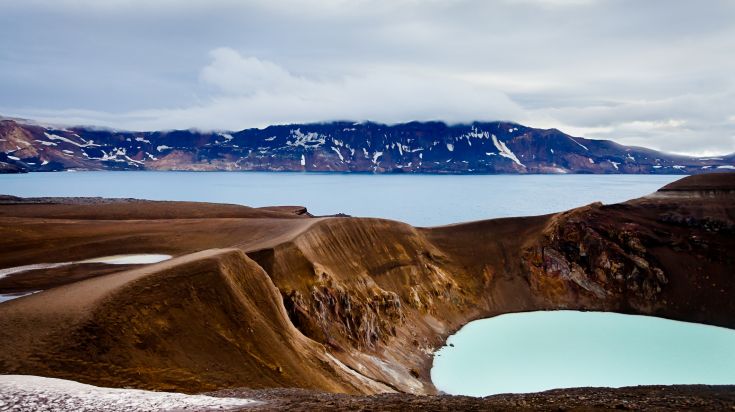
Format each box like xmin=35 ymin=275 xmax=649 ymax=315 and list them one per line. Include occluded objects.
xmin=0 ymin=291 xmax=39 ymax=304
xmin=0 ymin=375 xmax=258 ymax=412
xmin=79 ymin=254 xmax=172 ymax=265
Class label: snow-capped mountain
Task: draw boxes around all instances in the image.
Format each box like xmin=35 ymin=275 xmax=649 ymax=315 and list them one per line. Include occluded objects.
xmin=1 ymin=118 xmax=733 ymax=174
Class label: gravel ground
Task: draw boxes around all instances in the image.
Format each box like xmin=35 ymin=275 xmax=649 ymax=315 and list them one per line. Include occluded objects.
xmin=210 ymin=385 xmax=735 ymax=411
xmin=2 ymin=376 xmax=734 ymax=411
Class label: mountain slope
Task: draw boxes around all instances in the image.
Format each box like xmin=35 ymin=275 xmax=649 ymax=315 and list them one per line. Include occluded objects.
xmin=0 ymin=248 xmax=391 ymax=394
xmin=1 ymin=118 xmax=733 ymax=174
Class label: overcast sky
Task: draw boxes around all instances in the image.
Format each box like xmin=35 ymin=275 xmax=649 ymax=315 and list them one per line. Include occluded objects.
xmin=1 ymin=0 xmax=734 ymax=155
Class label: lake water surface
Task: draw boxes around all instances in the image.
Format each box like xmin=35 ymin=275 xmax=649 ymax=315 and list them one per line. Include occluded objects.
xmin=431 ymin=311 xmax=735 ymax=396
xmin=0 ymin=172 xmax=681 ymax=226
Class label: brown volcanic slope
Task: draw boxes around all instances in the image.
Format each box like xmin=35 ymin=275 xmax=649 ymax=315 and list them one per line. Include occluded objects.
xmin=0 ymin=173 xmax=734 ymax=396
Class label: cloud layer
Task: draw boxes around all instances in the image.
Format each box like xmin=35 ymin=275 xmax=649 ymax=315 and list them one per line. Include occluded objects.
xmin=1 ymin=0 xmax=734 ymax=155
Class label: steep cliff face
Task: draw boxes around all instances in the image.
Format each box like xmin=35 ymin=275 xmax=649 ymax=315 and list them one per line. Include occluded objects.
xmin=248 ymin=218 xmax=476 ymax=393
xmin=520 ymin=180 xmax=735 ymax=327
xmin=0 ymin=174 xmax=733 ymax=395
xmin=2 ymin=118 xmax=734 ymax=174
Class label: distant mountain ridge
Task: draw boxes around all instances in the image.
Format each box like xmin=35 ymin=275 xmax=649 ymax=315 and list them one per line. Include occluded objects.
xmin=1 ymin=117 xmax=733 ymax=174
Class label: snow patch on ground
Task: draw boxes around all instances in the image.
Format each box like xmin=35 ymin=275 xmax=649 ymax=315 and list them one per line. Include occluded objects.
xmin=156 ymin=145 xmax=172 ymax=152
xmin=0 ymin=375 xmax=257 ymax=411
xmin=610 ymin=161 xmax=620 ymax=170
xmin=0 ymin=254 xmax=171 ymax=280
xmin=0 ymin=291 xmax=40 ymax=303
xmin=80 ymin=254 xmax=171 ymax=265
xmin=0 ymin=262 xmax=71 ymax=280
xmin=446 ymin=143 xmax=454 ymax=152
xmin=717 ymin=165 xmax=735 ymax=170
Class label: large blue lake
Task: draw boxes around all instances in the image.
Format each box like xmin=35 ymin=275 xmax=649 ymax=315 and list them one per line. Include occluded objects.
xmin=0 ymin=172 xmax=681 ymax=226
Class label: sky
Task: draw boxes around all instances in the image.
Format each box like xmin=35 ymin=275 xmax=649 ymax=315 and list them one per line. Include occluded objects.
xmin=1 ymin=0 xmax=734 ymax=156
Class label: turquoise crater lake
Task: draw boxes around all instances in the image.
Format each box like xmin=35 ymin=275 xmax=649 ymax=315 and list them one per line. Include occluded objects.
xmin=431 ymin=311 xmax=735 ymax=396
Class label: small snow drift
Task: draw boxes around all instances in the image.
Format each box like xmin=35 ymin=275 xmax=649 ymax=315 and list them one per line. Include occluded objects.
xmin=0 ymin=375 xmax=257 ymax=411
xmin=0 ymin=291 xmax=39 ymax=303
xmin=0 ymin=254 xmax=172 ymax=279
xmin=79 ymin=254 xmax=172 ymax=265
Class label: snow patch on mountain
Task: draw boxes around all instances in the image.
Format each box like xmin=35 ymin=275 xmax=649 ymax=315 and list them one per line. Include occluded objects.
xmin=44 ymin=132 xmax=99 ymax=148
xmin=491 ymin=135 xmax=524 ymax=167
xmin=567 ymin=136 xmax=589 ymax=151
xmin=372 ymin=151 xmax=383 ymax=164
xmin=331 ymin=147 xmax=345 ymax=162
xmin=287 ymin=129 xmax=326 ymax=148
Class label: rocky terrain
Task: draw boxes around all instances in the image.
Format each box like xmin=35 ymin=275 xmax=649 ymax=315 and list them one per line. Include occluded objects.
xmin=2 ymin=116 xmax=734 ymax=174
xmin=212 ymin=385 xmax=735 ymax=411
xmin=0 ymin=173 xmax=733 ymax=410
